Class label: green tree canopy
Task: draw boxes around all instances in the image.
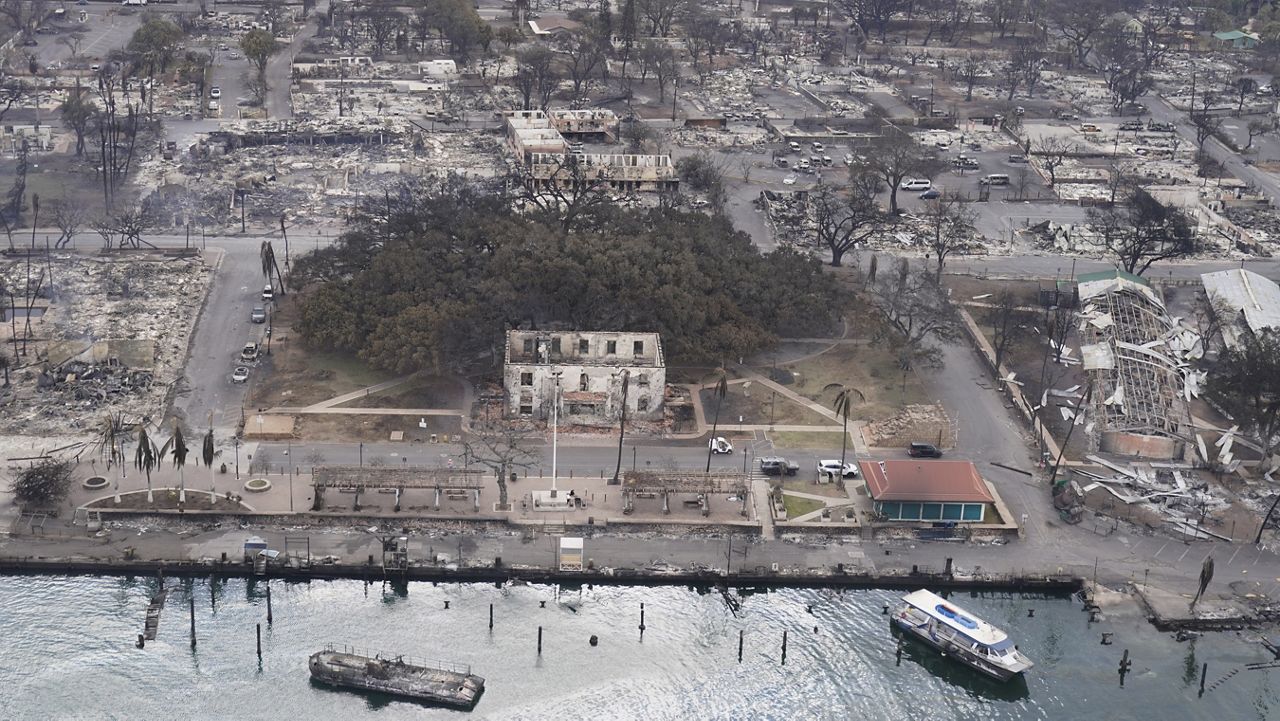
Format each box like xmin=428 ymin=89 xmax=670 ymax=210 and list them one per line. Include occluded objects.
xmin=292 ymin=178 xmax=842 ymax=373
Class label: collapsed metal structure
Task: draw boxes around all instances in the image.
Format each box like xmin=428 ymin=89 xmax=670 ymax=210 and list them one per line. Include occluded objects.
xmin=1077 ymin=271 xmax=1196 ymax=458
xmin=312 ymin=466 xmax=484 ymax=512
xmin=620 ymin=470 xmax=749 ymax=517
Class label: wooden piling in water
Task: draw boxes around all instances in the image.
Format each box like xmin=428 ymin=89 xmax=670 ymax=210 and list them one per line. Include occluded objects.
xmin=256 ymin=623 xmax=262 ymax=659
xmin=639 ymin=602 xmax=646 ymax=633
xmin=489 ymin=603 xmax=494 ymax=630
xmin=189 ymin=596 xmax=196 ymax=648
xmin=537 ymin=626 xmax=543 ymax=655
xmin=1199 ymin=662 xmax=1208 ymax=697
xmin=266 ymin=583 xmax=273 ymax=625
xmin=781 ymin=630 xmax=788 ymax=665
xmin=738 ymin=630 xmax=743 ymax=663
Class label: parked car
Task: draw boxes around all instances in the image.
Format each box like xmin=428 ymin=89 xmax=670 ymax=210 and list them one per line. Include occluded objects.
xmin=1119 ymin=120 xmax=1144 ymax=131
xmin=919 ymin=188 xmax=941 ymax=200
xmin=759 ymin=457 xmax=800 ymax=476
xmin=788 ymin=141 xmax=801 ymax=152
xmin=899 ymin=178 xmax=932 ymax=191
xmin=1147 ymin=121 xmax=1176 ymax=132
xmin=908 ymin=442 xmax=943 ymax=458
xmin=708 ymin=437 xmax=733 ymax=454
xmin=1080 ymin=123 xmax=1101 ymax=133
xmin=231 ymin=366 xmax=250 ymax=383
xmin=250 ymin=306 xmax=266 ymax=323
xmin=817 ymin=460 xmax=859 ymax=478
xmin=980 ymin=174 xmax=1011 ymax=186
xmin=209 ymin=86 xmax=222 ymax=99
xmin=261 ymin=284 xmax=274 ymax=301
xmin=782 ymin=176 xmax=797 ymax=185
xmin=1007 ymin=154 xmax=1028 ymax=163
xmin=240 ymin=342 xmax=259 ymax=361
xmin=811 ymin=141 xmax=824 ymax=151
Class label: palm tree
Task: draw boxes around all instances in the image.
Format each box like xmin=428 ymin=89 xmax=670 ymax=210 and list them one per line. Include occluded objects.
xmin=0 ymin=349 xmax=10 ymax=387
xmin=705 ymin=370 xmax=728 ymax=473
xmin=170 ymin=421 xmax=189 ymax=504
xmin=94 ymin=413 xmax=126 ymax=504
xmin=202 ymin=423 xmax=216 ymax=503
xmin=833 ymin=387 xmax=864 ymax=472
xmin=134 ymin=424 xmax=166 ymax=504
xmin=611 ymin=370 xmax=630 ymax=485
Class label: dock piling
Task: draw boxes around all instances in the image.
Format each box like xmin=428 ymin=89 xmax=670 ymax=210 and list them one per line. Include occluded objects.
xmin=537 ymin=626 xmax=543 ymax=656
xmin=136 ymin=634 xmax=145 ymax=649
xmin=1199 ymin=662 xmax=1208 ymax=697
xmin=489 ymin=603 xmax=494 ymax=630
xmin=781 ymin=630 xmax=788 ymax=665
xmin=257 ymin=623 xmax=262 ymax=660
xmin=896 ymin=638 xmax=903 ymax=666
xmin=1118 ymin=649 xmax=1132 ymax=686
xmin=639 ymin=602 xmax=646 ymax=634
xmin=266 ymin=583 xmax=273 ymax=625
xmin=738 ymin=630 xmax=744 ymax=663
xmin=189 ymin=596 xmax=196 ymax=648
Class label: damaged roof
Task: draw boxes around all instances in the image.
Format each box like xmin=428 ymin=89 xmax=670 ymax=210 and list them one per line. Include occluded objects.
xmin=1201 ymin=268 xmax=1280 ymax=338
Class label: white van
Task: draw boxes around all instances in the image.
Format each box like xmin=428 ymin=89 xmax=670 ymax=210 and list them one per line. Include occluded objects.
xmin=980 ymin=174 xmax=1010 ymax=186
xmin=121 ymin=0 xmax=148 ymax=6
xmin=899 ymin=178 xmax=932 ymax=191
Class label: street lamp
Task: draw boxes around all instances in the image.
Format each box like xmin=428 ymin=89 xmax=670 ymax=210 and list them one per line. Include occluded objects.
xmin=550 ymin=370 xmax=562 ymax=494
xmin=234 ymin=436 xmax=240 ymax=479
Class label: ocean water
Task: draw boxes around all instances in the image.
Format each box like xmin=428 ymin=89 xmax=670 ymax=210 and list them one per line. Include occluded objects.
xmin=0 ymin=576 xmax=1275 ymax=720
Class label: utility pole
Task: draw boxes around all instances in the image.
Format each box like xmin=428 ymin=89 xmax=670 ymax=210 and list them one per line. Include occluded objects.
xmin=550 ymin=370 xmax=562 ymax=493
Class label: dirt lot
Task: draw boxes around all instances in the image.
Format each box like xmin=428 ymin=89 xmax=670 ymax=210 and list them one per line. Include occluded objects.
xmin=293 ymin=414 xmax=462 ymax=443
xmin=702 ymin=382 xmax=836 ymax=427
xmin=247 ymin=330 xmax=398 ymax=409
xmin=339 ymin=376 xmax=464 ymax=409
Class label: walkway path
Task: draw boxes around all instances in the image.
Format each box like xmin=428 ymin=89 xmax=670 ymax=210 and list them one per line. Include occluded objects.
xmin=752 ymin=479 xmax=776 ymax=541
xmin=301 ymin=376 xmax=415 ymax=410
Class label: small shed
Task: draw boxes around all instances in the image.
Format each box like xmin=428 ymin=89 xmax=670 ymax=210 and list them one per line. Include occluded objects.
xmin=558 ymin=537 xmax=584 ymax=571
xmin=859 ymin=460 xmax=997 ymax=523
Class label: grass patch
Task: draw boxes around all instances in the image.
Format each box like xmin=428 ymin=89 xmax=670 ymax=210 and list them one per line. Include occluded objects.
xmin=340 ymin=376 xmax=463 ymax=409
xmin=781 ymin=477 xmax=848 ymax=498
xmin=780 ymin=342 xmax=931 ymax=422
xmin=782 ymin=494 xmax=825 ymax=519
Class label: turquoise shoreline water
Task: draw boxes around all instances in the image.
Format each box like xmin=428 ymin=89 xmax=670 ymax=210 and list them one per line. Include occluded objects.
xmin=0 ymin=576 xmax=1275 ymax=720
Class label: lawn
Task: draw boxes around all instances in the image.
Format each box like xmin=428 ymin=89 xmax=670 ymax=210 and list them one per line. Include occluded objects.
xmin=779 ymin=342 xmax=932 ymax=422
xmin=769 ymin=430 xmax=846 ymax=449
xmin=782 ymin=494 xmax=825 ymax=520
xmin=701 ymin=382 xmax=836 ymax=427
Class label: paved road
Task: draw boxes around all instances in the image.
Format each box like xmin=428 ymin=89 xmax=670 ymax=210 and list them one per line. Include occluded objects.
xmin=1142 ymin=95 xmax=1280 ymax=206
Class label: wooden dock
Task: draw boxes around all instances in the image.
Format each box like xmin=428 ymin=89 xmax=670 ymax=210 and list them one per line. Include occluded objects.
xmin=142 ymin=588 xmax=169 ymax=641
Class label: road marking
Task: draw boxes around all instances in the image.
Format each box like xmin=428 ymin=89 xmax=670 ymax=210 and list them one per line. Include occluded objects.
xmin=1153 ymin=541 xmax=1169 ymax=558
xmin=1178 ymin=546 xmax=1191 ymax=562
xmin=1228 ymin=545 xmax=1243 ymax=565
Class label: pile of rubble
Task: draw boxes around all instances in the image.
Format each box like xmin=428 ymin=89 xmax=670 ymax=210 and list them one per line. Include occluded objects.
xmin=866 ymin=404 xmax=954 ymax=448
xmin=1068 ymin=456 xmax=1233 ymax=540
xmin=0 ymin=251 xmax=212 ymax=436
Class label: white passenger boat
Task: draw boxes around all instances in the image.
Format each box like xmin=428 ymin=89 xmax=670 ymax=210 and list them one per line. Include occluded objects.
xmin=891 ymin=589 xmax=1034 ymax=681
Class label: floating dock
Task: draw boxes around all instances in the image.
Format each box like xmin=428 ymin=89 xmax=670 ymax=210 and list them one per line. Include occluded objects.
xmin=308 ymin=645 xmax=484 ymax=710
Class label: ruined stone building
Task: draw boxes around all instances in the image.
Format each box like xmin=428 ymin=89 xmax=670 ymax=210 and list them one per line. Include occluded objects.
xmin=503 ymin=330 xmax=666 ymax=423
xmin=502 ymin=110 xmax=677 ymax=192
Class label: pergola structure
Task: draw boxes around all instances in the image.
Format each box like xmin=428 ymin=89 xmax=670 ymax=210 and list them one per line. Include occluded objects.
xmin=620 ymin=470 xmax=750 ymax=517
xmin=312 ymin=466 xmax=485 ymax=512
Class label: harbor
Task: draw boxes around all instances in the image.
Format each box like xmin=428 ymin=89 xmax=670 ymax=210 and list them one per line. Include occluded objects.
xmin=2 ymin=575 xmax=1278 ymax=720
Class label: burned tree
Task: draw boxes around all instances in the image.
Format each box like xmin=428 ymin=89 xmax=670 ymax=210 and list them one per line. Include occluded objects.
xmin=92 ymin=64 xmax=142 ymax=209
xmin=463 ymin=417 xmax=537 ymax=510
xmin=985 ymin=290 xmax=1029 ymax=370
xmin=1205 ymin=329 xmax=1280 ymax=471
xmin=512 ymin=154 xmax=611 ymax=232
xmin=918 ymin=194 xmax=976 ymax=277
xmin=1089 ymin=187 xmax=1198 ymax=276
xmin=852 ymin=126 xmax=942 ymax=215
xmin=1034 ymin=136 xmax=1075 ymax=187
xmin=810 ymin=182 xmax=885 ymax=267
xmin=868 ymin=260 xmax=961 ymax=368
xmin=9 ymin=458 xmax=74 ymax=509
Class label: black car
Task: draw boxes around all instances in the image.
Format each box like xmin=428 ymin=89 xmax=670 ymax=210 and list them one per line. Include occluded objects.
xmin=759 ymin=457 xmax=800 ymax=476
xmin=908 ymin=443 xmax=943 ymax=458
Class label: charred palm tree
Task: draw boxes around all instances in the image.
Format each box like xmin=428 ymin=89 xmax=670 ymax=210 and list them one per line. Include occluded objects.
xmin=705 ymin=370 xmax=728 ymax=473
xmin=94 ymin=413 xmax=126 ymax=504
xmin=134 ymin=423 xmax=166 ymax=504
xmin=833 ymin=387 xmax=864 ymax=472
xmin=202 ymin=422 xmax=216 ymax=503
xmin=612 ymin=370 xmax=630 ymax=485
xmin=170 ymin=422 xmax=189 ymax=504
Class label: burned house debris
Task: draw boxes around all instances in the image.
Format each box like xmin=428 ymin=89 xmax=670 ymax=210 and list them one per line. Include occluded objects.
xmin=503 ymin=111 xmax=678 ymax=193
xmin=503 ymin=330 xmax=665 ymax=424
xmin=1200 ymin=269 xmax=1280 ymax=350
